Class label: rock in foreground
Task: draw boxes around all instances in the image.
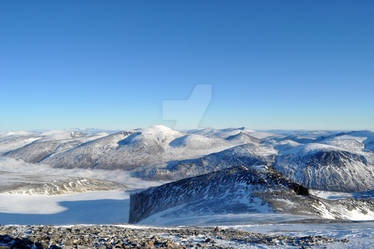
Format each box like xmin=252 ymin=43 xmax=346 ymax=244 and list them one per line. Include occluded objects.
xmin=0 ymin=225 xmax=347 ymax=248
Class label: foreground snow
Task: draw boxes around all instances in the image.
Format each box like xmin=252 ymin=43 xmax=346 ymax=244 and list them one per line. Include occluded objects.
xmin=230 ymin=221 xmax=374 ymax=249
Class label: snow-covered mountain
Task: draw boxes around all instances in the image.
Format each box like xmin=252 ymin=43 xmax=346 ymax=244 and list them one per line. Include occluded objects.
xmin=1 ymin=130 xmax=110 ymax=163
xmin=345 ymin=130 xmax=374 ymax=152
xmin=2 ymin=127 xmax=374 ymax=195
xmin=135 ymin=143 xmax=276 ymax=180
xmin=129 ymin=165 xmax=374 ymax=224
xmin=3 ymin=126 xmax=374 ymax=227
xmin=274 ymin=134 xmax=374 ymax=192
xmin=1 ymin=126 xmax=257 ymax=170
xmin=129 ymin=165 xmax=310 ymax=223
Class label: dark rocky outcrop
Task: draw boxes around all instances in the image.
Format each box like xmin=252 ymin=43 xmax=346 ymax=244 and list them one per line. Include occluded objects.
xmin=129 ymin=165 xmax=310 ymax=224
xmin=275 ymin=148 xmax=374 ymax=192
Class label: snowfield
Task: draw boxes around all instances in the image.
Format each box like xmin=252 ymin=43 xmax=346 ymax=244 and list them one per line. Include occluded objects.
xmin=1 ymin=127 xmax=374 ymax=248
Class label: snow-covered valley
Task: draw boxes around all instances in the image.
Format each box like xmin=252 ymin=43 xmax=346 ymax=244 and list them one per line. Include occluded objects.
xmin=1 ymin=127 xmax=374 ymax=247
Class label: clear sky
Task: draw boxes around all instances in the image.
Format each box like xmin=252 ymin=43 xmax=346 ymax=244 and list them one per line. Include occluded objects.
xmin=1 ymin=0 xmax=373 ymax=130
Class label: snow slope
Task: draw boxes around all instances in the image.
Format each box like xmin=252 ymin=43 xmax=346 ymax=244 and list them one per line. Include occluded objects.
xmin=2 ymin=127 xmax=374 ymax=193
xmin=3 ymin=126 xmax=259 ymax=172
xmin=1 ymin=130 xmax=109 ymax=163
xmin=136 ymin=143 xmax=276 ymax=180
xmin=131 ymin=164 xmax=374 ymax=225
xmin=275 ymin=143 xmax=374 ymax=192
xmin=3 ymin=127 xmax=374 ymax=226
xmin=129 ymin=165 xmax=313 ymax=224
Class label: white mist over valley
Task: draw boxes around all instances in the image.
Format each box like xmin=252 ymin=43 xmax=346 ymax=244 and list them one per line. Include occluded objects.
xmin=1 ymin=126 xmax=374 ymax=248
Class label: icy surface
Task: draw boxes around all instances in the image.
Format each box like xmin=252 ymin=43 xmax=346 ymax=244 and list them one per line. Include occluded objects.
xmin=2 ymin=127 xmax=374 ymax=239
xmin=0 ymin=190 xmax=131 ymax=224
xmin=0 ymin=156 xmax=164 ymax=224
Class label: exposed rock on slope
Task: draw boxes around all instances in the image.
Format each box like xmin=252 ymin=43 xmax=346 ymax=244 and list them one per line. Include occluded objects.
xmin=130 ymin=165 xmax=374 ymax=224
xmin=275 ymin=143 xmax=374 ymax=192
xmin=129 ymin=165 xmax=311 ymax=223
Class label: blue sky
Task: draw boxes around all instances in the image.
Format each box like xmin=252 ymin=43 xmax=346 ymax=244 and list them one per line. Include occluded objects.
xmin=1 ymin=0 xmax=373 ymax=130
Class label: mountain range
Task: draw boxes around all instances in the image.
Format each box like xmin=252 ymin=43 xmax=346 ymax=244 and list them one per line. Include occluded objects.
xmin=2 ymin=126 xmax=374 ymax=222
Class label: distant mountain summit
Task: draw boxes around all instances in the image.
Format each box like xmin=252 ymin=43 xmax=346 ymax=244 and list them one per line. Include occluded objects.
xmin=275 ymin=138 xmax=374 ymax=192
xmin=2 ymin=127 xmax=374 ymax=193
